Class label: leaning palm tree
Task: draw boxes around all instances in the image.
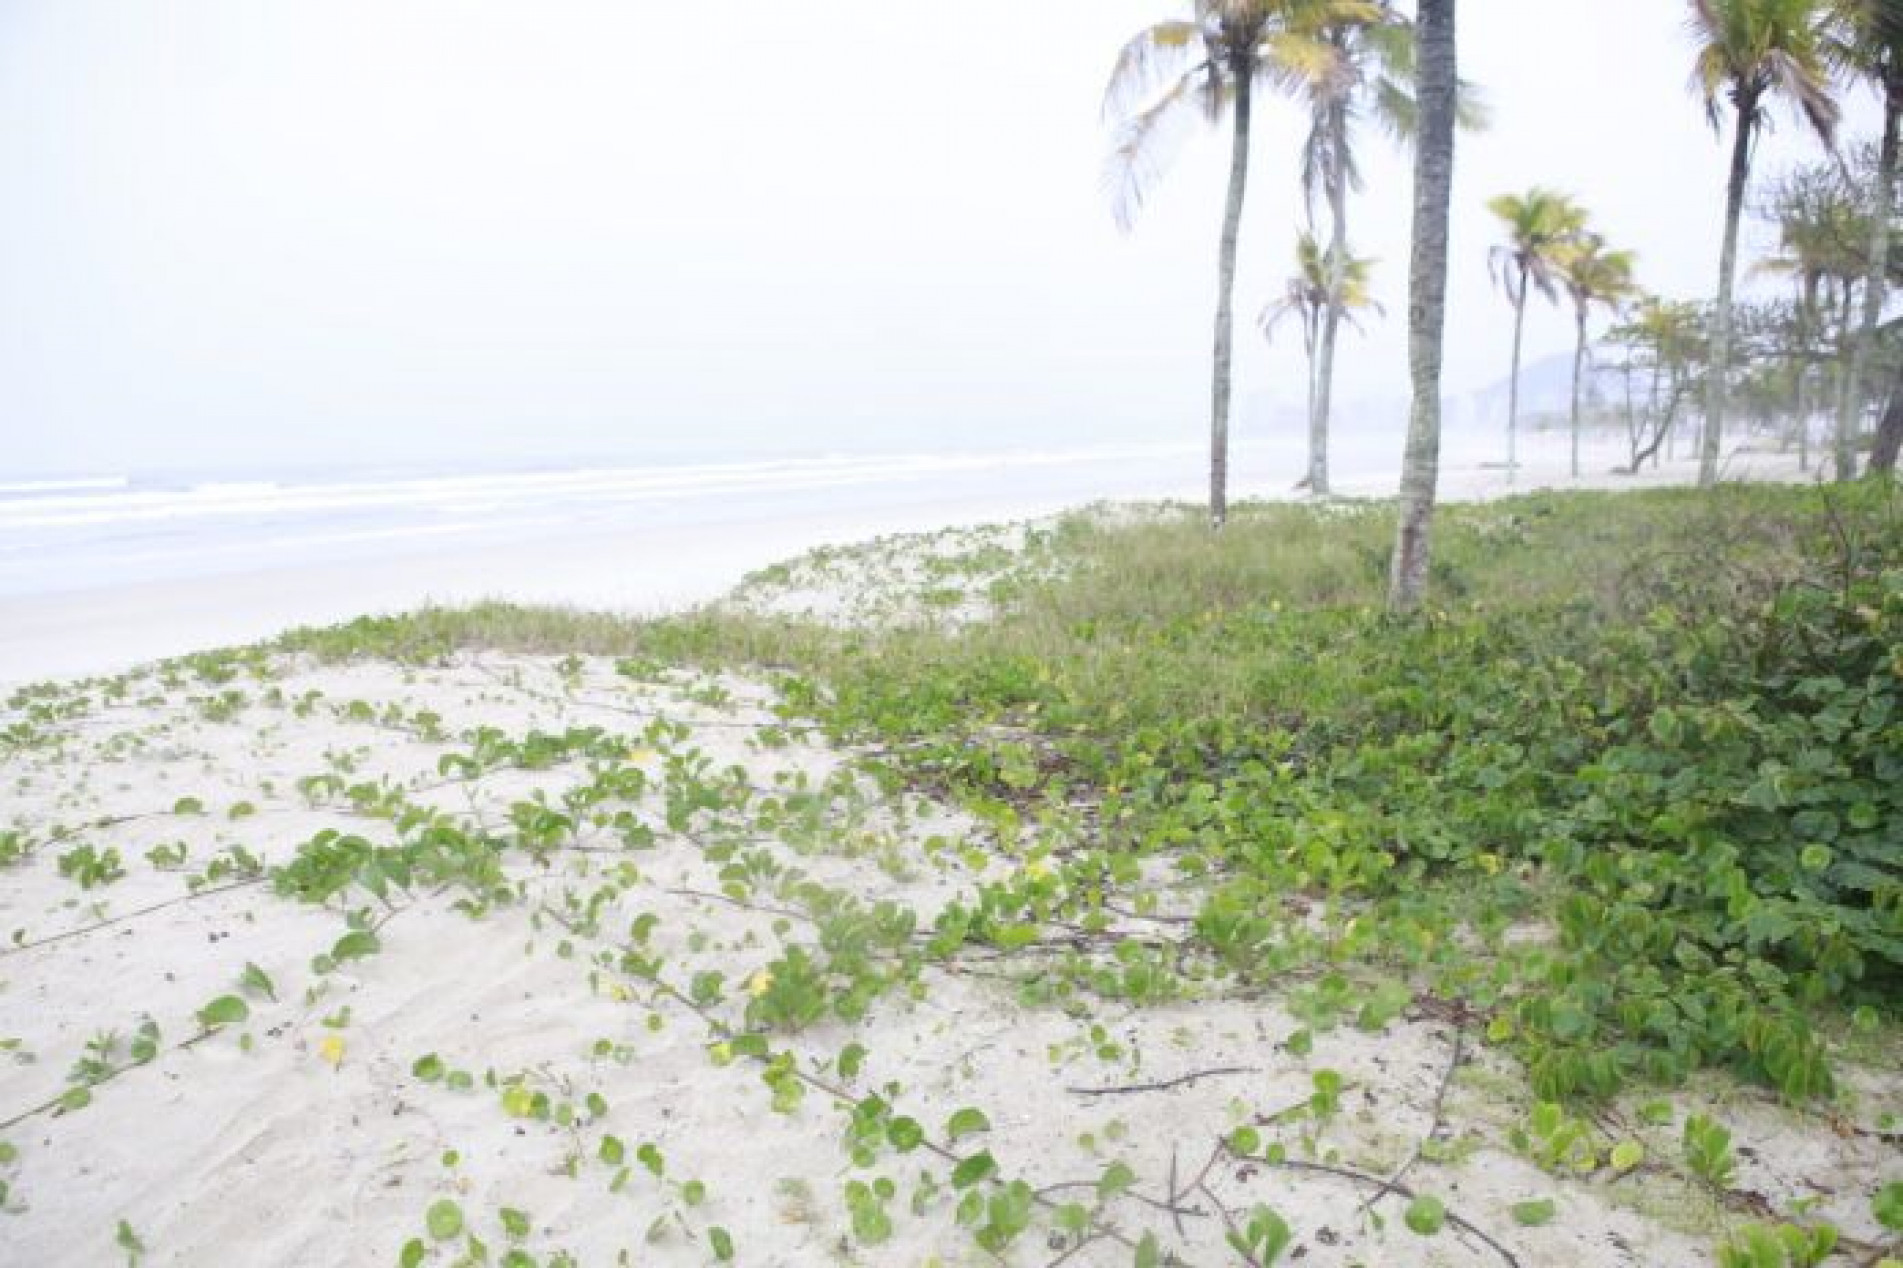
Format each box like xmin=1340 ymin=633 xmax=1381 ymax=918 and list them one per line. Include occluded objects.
xmin=1285 ymin=3 xmax=1486 ymax=494
xmin=1104 ymin=0 xmax=1381 ymax=528
xmin=1686 ymin=0 xmax=1840 ymax=486
xmin=1387 ymin=0 xmax=1457 ymax=612
xmin=1826 ymin=0 xmax=1903 ymax=480
xmin=1260 ymin=232 xmax=1382 ymax=488
xmin=1487 ymin=189 xmax=1587 ymax=479
xmin=1611 ymin=296 xmax=1711 ymax=469
xmin=1555 ymin=234 xmax=1639 ymax=478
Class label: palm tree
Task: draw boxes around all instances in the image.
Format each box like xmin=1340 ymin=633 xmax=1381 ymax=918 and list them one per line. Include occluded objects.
xmin=1104 ymin=0 xmax=1380 ymax=528
xmin=1387 ymin=0 xmax=1457 ymax=612
xmin=1487 ymin=189 xmax=1587 ymax=479
xmin=1686 ymin=0 xmax=1840 ymax=486
xmin=1260 ymin=233 xmax=1382 ymax=487
xmin=1282 ymin=4 xmax=1485 ymax=496
xmin=1827 ymin=0 xmax=1903 ymax=480
xmin=1285 ymin=3 xmax=1402 ymax=496
xmin=1556 ymin=234 xmax=1639 ymax=479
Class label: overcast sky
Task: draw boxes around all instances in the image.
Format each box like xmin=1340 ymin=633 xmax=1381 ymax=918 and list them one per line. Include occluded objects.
xmin=0 ymin=0 xmax=1883 ymax=476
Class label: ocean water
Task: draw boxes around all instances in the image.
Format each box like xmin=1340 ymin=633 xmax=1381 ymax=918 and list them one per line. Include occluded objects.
xmin=0 ymin=442 xmax=1218 ymax=599
xmin=0 ymin=423 xmax=1518 ymax=602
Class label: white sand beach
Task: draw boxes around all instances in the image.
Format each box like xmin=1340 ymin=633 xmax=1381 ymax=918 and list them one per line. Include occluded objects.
xmin=2 ymin=474 xmax=1893 ymax=1267
xmin=5 ymin=649 xmax=1893 ymax=1268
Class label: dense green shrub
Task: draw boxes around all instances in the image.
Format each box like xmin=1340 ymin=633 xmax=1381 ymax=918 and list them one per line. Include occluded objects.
xmin=793 ymin=483 xmax=1901 ymax=1100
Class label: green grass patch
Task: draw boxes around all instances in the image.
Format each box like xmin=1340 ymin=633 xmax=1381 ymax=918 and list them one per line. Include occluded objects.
xmin=271 ymin=481 xmax=1902 ymax=1103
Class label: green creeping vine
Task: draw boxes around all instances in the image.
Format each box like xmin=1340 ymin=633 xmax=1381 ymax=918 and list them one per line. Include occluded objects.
xmin=5 ymin=488 xmax=1897 ymax=1266
xmin=750 ymin=486 xmax=1901 ymax=1105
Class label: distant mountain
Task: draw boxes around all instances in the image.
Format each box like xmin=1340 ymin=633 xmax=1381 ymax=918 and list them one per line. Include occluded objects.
xmin=1235 ymin=344 xmax=1634 ymax=447
xmin=1467 ymin=348 xmax=1628 ymax=427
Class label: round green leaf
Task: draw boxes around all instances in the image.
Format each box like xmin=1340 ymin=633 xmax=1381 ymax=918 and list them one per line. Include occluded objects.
xmin=425 ymin=1198 xmax=463 ymax=1241
xmin=1404 ymin=1194 xmax=1446 ymax=1236
xmin=945 ymin=1107 xmax=990 ymax=1141
xmin=1511 ymin=1197 xmax=1557 ymax=1227
xmin=196 ymin=995 xmax=249 ymax=1028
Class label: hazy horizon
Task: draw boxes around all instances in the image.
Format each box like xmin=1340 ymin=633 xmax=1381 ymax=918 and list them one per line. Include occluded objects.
xmin=0 ymin=0 xmax=1883 ymax=479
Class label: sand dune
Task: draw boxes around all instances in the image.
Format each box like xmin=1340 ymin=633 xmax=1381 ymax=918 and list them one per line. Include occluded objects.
xmin=2 ymin=557 xmax=1892 ymax=1265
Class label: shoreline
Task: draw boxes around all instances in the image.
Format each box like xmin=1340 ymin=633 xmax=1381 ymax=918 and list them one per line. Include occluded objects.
xmin=0 ymin=439 xmax=1812 ymax=689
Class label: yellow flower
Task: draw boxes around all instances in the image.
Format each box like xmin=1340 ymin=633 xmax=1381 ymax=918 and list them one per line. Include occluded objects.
xmin=747 ymin=969 xmax=774 ymax=998
xmin=1024 ymin=859 xmax=1052 ymax=881
xmin=626 ymin=748 xmax=657 ymax=765
xmin=318 ymin=1034 xmax=345 ymax=1068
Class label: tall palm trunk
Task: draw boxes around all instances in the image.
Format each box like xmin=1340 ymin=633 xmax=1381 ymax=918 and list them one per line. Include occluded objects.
xmin=1834 ymin=83 xmax=1899 ymax=481
xmin=1389 ymin=0 xmax=1457 ymax=612
xmin=1569 ymin=300 xmax=1588 ymax=479
xmin=1795 ymin=364 xmax=1811 ymax=472
xmin=1873 ymin=358 xmax=1903 ymax=473
xmin=1621 ymin=364 xmax=1637 ymax=465
xmin=1310 ymin=99 xmax=1350 ymax=496
xmin=1703 ymin=93 xmax=1758 ymax=487
xmin=1648 ymin=361 xmax=1664 ymax=469
xmin=1505 ymin=267 xmax=1529 ymax=481
xmin=1209 ymin=60 xmax=1255 ymax=530
xmin=1795 ymin=276 xmax=1817 ymax=473
xmin=1302 ymin=313 xmax=1321 ymax=486
xmin=1832 ymin=285 xmax=1857 ymax=471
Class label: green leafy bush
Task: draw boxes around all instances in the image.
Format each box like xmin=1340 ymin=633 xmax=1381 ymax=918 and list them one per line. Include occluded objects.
xmin=770 ymin=485 xmax=1901 ymax=1102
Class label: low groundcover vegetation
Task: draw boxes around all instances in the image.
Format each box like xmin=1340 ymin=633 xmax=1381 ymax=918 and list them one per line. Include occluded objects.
xmin=3 ymin=482 xmax=1898 ymax=1265
xmin=321 ymin=483 xmax=1900 ymax=1107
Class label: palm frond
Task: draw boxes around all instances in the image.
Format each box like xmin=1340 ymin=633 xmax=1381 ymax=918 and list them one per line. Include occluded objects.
xmin=1525 ymin=262 xmax=1567 ymax=303
xmin=1103 ymin=71 xmax=1218 ymax=232
xmin=1371 ymin=74 xmax=1418 ymax=142
xmin=1361 ymin=16 xmax=1416 ymax=78
xmin=1102 ymin=20 xmax=1208 ymax=121
xmin=1765 ymin=47 xmax=1840 ymax=142
xmin=1456 ymin=79 xmax=1493 ymax=132
xmin=1487 ymin=244 xmax=1525 ymax=302
xmin=1259 ymin=283 xmax=1319 ymax=343
xmin=1342 ymin=9 xmax=1483 ymax=147
xmin=1339 ymin=103 xmax=1367 ymax=192
xmin=1300 ymin=117 xmax=1331 ymax=222
xmin=1258 ymin=29 xmax=1345 ymax=96
xmin=1690 ymin=42 xmax=1732 ymax=129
